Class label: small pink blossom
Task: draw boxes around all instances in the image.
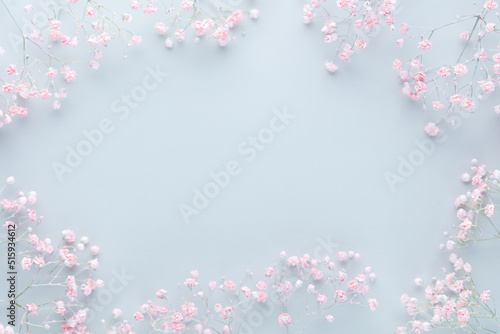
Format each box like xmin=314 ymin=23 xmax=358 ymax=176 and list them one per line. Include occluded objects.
xmin=226 ymin=10 xmax=244 ymax=28
xmin=134 ymin=312 xmax=144 ymax=321
xmin=418 ymin=40 xmax=432 ymax=51
xmin=113 ymin=308 xmax=122 ymax=318
xmin=155 ymin=22 xmax=168 ymax=35
xmin=90 ymin=61 xmax=100 ymax=70
xmin=249 ymin=9 xmax=259 ymax=19
xmin=51 ymin=20 xmax=62 ymax=29
xmin=61 ymin=66 xmax=77 ymax=82
xmin=224 ymin=280 xmax=236 ymax=291
xmin=478 ymin=79 xmax=495 ymax=94
xmin=457 ymin=308 xmax=470 ymax=325
xmin=335 ymin=289 xmax=347 ymax=303
xmin=316 ymin=294 xmax=327 ymax=304
xmin=256 ymin=291 xmax=267 ymax=302
xmin=130 ymin=1 xmax=139 ymax=10
xmin=484 ymin=204 xmax=495 ymax=217
xmin=123 ymin=13 xmax=133 ymax=23
xmin=355 ymin=39 xmax=367 ymax=49
xmin=368 ymin=298 xmax=378 ymax=311
xmin=424 ymin=122 xmax=439 ymax=136
xmin=432 ymin=101 xmax=444 ymax=110
xmin=85 ymin=7 xmax=97 ymax=17
xmin=454 ymin=63 xmax=468 ymax=76
xmin=256 ymin=281 xmax=267 ymax=291
xmin=127 ymin=35 xmax=142 ymax=47
xmin=62 ymin=230 xmax=75 ymax=244
xmin=437 ymin=67 xmax=450 ymax=78
xmin=143 ymin=5 xmax=157 ymax=14
xmin=6 ymin=64 xmax=17 ymax=76
xmin=32 ymin=256 xmax=45 ymax=267
xmin=398 ymin=22 xmax=408 ymax=35
xmin=325 ymin=61 xmax=338 ymax=73
xmin=485 ymin=23 xmax=496 ymax=33
xmin=184 ymin=278 xmax=198 ymax=288
xmin=175 ymin=29 xmax=185 ymax=42
xmin=484 ymin=0 xmax=498 ymax=11
xmin=461 ymin=98 xmax=475 ymax=111
xmin=212 ymin=27 xmax=230 ymax=46
xmin=393 ymin=59 xmax=402 ymax=71
xmin=25 ymin=303 xmax=38 ymax=314
xmin=180 ymin=1 xmax=193 ymax=11
xmin=481 ymin=290 xmax=491 ymax=303
xmin=347 ymin=280 xmax=358 ymax=291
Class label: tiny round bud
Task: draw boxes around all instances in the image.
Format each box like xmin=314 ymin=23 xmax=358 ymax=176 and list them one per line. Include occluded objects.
xmin=461 ymin=173 xmax=471 ymax=182
xmin=6 ymin=176 xmax=15 ymax=185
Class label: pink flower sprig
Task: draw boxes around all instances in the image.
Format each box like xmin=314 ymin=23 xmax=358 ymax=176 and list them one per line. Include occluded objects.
xmin=129 ymin=0 xmax=259 ymax=48
xmin=397 ymin=254 xmax=498 ymax=334
xmin=442 ymin=159 xmax=500 ymax=249
xmin=392 ymin=0 xmax=500 ymax=136
xmin=0 ymin=176 xmax=103 ymax=333
xmin=107 ymin=250 xmax=378 ymax=333
xmin=303 ymin=0 xmax=398 ymax=73
xmin=0 ymin=0 xmax=140 ymax=129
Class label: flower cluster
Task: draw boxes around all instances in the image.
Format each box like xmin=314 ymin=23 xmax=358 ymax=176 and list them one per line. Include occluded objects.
xmin=0 ymin=0 xmax=139 ymax=129
xmin=0 ymin=176 xmax=103 ymax=333
xmin=129 ymin=0 xmax=259 ymax=47
xmin=392 ymin=0 xmax=500 ymax=136
xmin=443 ymin=159 xmax=499 ymax=249
xmin=397 ymin=254 xmax=497 ymax=333
xmin=107 ymin=250 xmax=378 ymax=333
xmin=303 ymin=0 xmax=398 ymax=72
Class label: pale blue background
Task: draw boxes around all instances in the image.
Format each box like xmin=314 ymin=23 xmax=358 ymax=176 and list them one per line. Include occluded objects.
xmin=1 ymin=0 xmax=500 ymax=332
